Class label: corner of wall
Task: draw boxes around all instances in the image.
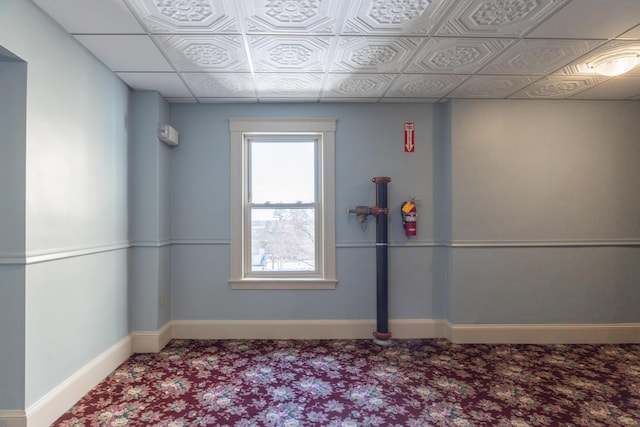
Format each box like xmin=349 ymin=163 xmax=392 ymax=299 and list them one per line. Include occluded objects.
xmin=24 ymin=336 xmax=132 ymax=427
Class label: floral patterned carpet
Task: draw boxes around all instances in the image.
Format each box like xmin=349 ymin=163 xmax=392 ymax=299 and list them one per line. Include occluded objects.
xmin=52 ymin=339 xmax=640 ymax=426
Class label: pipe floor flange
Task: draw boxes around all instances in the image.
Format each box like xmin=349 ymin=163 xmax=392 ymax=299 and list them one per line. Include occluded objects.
xmin=373 ymin=331 xmax=392 ymax=346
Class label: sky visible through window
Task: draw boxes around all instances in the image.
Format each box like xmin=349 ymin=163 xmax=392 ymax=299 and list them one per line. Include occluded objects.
xmin=250 ymin=140 xmax=315 ymax=206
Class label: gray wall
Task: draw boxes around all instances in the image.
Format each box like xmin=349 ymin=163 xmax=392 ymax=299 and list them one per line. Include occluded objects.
xmin=0 ymin=0 xmax=130 ymax=408
xmin=447 ymin=99 xmax=640 ymax=324
xmin=0 ymin=56 xmax=27 ymax=409
xmin=129 ymin=91 xmax=172 ymax=332
xmin=169 ymin=103 xmax=438 ymax=321
xmin=167 ymin=100 xmax=640 ymax=326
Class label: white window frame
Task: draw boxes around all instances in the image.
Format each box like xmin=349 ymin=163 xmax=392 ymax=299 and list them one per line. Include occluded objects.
xmin=229 ymin=118 xmax=337 ymax=290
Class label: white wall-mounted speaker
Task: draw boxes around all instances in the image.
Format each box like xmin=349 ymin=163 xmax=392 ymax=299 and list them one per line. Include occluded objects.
xmin=158 ymin=124 xmax=179 ymax=146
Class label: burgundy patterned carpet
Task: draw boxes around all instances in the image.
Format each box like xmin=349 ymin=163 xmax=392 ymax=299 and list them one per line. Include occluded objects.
xmin=52 ymin=339 xmax=640 ymax=426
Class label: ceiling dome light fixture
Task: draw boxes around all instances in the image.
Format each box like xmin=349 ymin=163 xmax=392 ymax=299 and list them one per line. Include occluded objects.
xmin=588 ymin=52 xmax=640 ymax=76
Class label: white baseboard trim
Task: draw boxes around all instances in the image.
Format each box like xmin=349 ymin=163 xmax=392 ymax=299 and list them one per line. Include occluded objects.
xmin=0 ymin=410 xmax=26 ymax=427
xmin=131 ymin=322 xmax=173 ymax=353
xmin=172 ymin=319 xmax=375 ymax=340
xmin=447 ymin=322 xmax=640 ymax=344
xmin=389 ymin=319 xmax=448 ymax=339
xmin=170 ymin=319 xmax=640 ymax=344
xmin=171 ymin=319 xmax=447 ymax=340
xmin=24 ymin=335 xmax=132 ymax=427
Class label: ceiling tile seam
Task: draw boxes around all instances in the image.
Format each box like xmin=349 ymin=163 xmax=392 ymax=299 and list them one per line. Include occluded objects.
xmin=567 ymin=76 xmax=624 ymax=100
xmin=509 ymin=75 xmax=602 ymax=100
xmin=122 ymin=0 xmax=157 ymax=36
xmin=68 ymin=32 xmax=147 ymax=36
xmin=504 ymin=74 xmax=563 ymax=99
xmin=612 ymin=23 xmax=640 ymax=40
xmin=120 ymin=0 xmax=199 ymax=100
xmin=388 ymin=36 xmax=432 ymax=76
xmin=334 ymin=0 xmax=362 ymax=35
xmin=73 ymin=32 xmax=636 ymax=43
xmin=316 ymin=1 xmax=352 ymax=101
xmin=547 ymin=40 xmax=610 ymax=77
xmin=377 ymin=74 xmax=404 ymax=100
xmin=504 ymin=76 xmax=544 ymax=99
xmin=467 ymin=38 xmax=519 ymax=77
xmin=376 ymin=35 xmax=443 ymax=100
xmin=513 ymin=0 xmax=574 ymax=40
xmin=427 ymin=4 xmax=452 ymax=38
xmin=440 ymin=74 xmax=474 ymax=100
xmin=626 ymin=78 xmax=640 ymax=99
xmin=158 ymin=34 xmax=625 ymax=41
xmin=313 ymin=36 xmax=341 ymax=102
xmin=66 ymin=34 xmax=633 ymax=46
xmin=231 ymin=0 xmax=258 ymax=102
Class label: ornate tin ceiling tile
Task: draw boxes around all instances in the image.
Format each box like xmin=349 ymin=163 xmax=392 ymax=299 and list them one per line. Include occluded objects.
xmin=387 ymin=74 xmax=466 ymax=97
xmin=156 ymin=35 xmax=249 ymax=71
xmin=409 ymin=37 xmax=513 ymax=73
xmin=482 ymin=39 xmax=605 ymax=75
xmin=125 ymin=0 xmax=239 ymax=33
xmin=249 ymin=35 xmax=331 ymax=72
xmin=323 ymin=74 xmax=393 ymax=97
xmin=341 ymin=0 xmax=450 ymax=35
xmin=435 ymin=0 xmax=571 ymax=37
xmin=182 ymin=72 xmax=256 ymax=97
xmin=332 ymin=37 xmax=422 ymax=73
xmin=450 ymin=75 xmax=534 ymax=97
xmin=244 ymin=0 xmax=340 ymax=33
xmin=511 ymin=76 xmax=607 ymax=98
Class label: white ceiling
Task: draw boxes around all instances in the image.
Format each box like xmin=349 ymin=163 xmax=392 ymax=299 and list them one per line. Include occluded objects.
xmin=32 ymin=0 xmax=640 ymax=103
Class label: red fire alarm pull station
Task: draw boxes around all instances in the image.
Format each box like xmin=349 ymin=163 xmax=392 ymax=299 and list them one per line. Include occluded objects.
xmin=404 ymin=122 xmax=415 ymax=153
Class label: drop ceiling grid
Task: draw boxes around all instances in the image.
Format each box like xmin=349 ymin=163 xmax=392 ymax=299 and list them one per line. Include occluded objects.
xmin=30 ymin=0 xmax=640 ymax=102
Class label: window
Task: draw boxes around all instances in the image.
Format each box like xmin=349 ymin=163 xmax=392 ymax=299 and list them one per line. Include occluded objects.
xmin=229 ymin=118 xmax=337 ymax=289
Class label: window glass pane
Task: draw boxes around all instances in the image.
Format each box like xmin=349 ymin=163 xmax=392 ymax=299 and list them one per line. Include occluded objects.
xmin=250 ymin=141 xmax=315 ymax=204
xmin=250 ymin=208 xmax=315 ymax=272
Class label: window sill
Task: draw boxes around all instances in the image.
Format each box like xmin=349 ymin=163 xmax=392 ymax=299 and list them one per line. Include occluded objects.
xmin=230 ymin=279 xmax=337 ymax=290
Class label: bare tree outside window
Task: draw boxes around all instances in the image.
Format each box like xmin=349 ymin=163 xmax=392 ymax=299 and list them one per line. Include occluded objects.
xmin=251 ymin=208 xmax=315 ymax=271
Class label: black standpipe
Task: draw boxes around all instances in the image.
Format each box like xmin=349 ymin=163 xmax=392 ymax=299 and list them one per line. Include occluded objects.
xmin=347 ymin=177 xmax=392 ymax=346
xmin=372 ymin=177 xmax=391 ymax=346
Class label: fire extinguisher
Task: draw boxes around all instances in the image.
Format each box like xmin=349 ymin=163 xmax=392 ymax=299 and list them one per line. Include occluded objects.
xmin=401 ymin=199 xmax=417 ymax=237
